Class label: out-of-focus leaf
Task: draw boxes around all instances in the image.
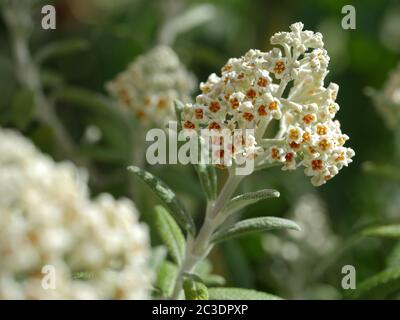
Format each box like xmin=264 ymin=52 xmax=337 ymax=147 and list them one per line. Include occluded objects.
xmin=72 ymin=272 xmax=95 ymax=280
xmin=51 ymin=87 xmax=131 ymax=154
xmin=0 ymin=55 xmax=17 ymax=115
xmin=194 ymin=163 xmax=217 ymax=201
xmin=208 ymin=288 xmax=282 ymax=300
xmin=79 ymin=146 xmax=126 ymax=163
xmin=128 ymin=166 xmax=196 ymax=235
xmin=362 ymin=225 xmax=400 ymax=238
xmin=158 ymin=4 xmax=217 ymax=45
xmin=349 ymin=267 xmax=400 ymax=299
xmin=155 ymin=205 xmax=185 ymax=265
xmin=34 ymin=38 xmax=90 ymax=64
xmin=193 ymin=259 xmax=225 ymax=286
xmin=40 ymin=69 xmax=64 ymax=89
xmin=387 ymin=242 xmax=400 ymax=268
xmin=221 ymin=189 xmax=280 ymax=216
xmin=11 ymin=88 xmax=35 ymax=130
xmin=362 ymin=162 xmax=400 ymax=182
xmin=183 ymin=276 xmax=209 ymax=300
xmin=203 ymin=274 xmax=226 ymax=286
xmin=212 ymin=217 xmax=300 ymax=243
xmin=155 ymin=261 xmax=178 ymax=298
xmin=149 ymin=246 xmax=167 ymax=272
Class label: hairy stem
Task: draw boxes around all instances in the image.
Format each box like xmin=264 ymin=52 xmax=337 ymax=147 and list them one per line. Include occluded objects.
xmin=3 ymin=1 xmax=76 ymax=159
xmin=171 ymin=171 xmax=242 ymax=299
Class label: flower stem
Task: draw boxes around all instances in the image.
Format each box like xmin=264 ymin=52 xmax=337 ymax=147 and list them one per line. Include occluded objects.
xmin=171 ymin=171 xmax=242 ymax=299
xmin=3 ymin=1 xmax=77 ymax=160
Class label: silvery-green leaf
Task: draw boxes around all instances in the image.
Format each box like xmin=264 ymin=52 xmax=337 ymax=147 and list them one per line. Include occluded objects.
xmin=155 ymin=206 xmax=185 ymax=265
xmin=129 ymin=166 xmax=196 ymax=234
xmin=208 ymin=288 xmax=282 ymax=300
xmin=221 ymin=189 xmax=280 ymax=216
xmin=348 ymin=267 xmax=400 ymax=299
xmin=211 ymin=217 xmax=300 ymax=244
xmin=194 ymin=163 xmax=217 ymax=200
xmin=155 ymin=261 xmax=178 ymax=298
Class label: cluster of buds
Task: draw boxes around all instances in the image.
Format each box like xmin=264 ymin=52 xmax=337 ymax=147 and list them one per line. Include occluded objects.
xmin=367 ymin=63 xmax=400 ymax=130
xmin=182 ymin=22 xmax=354 ymax=186
xmin=0 ymin=128 xmax=151 ymax=299
xmin=107 ymin=45 xmax=196 ymax=128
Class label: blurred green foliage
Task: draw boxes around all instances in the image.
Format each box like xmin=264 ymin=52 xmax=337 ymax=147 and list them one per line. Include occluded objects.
xmin=1 ymin=0 xmax=400 ymax=299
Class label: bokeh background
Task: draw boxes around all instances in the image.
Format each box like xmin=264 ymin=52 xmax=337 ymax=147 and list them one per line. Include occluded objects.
xmin=1 ymin=0 xmax=400 ymax=299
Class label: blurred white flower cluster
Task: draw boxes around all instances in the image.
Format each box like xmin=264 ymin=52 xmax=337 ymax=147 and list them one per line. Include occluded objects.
xmin=367 ymin=63 xmax=400 ymax=129
xmin=182 ymin=22 xmax=354 ymax=186
xmin=263 ymin=193 xmax=338 ymax=299
xmin=107 ymin=45 xmax=196 ymax=128
xmin=0 ymin=128 xmax=151 ymax=299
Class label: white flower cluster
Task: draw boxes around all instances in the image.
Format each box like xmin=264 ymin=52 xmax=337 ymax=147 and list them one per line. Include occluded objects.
xmin=0 ymin=128 xmax=151 ymax=299
xmin=182 ymin=22 xmax=354 ymax=186
xmin=107 ymin=45 xmax=196 ymax=128
xmin=367 ymin=63 xmax=400 ymax=129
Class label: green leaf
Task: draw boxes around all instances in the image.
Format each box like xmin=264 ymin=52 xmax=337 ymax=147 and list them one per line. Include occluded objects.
xmin=362 ymin=162 xmax=400 ymax=182
xmin=155 ymin=205 xmax=186 ymax=265
xmin=362 ymin=225 xmax=400 ymax=238
xmin=211 ymin=217 xmax=300 ymax=244
xmin=149 ymin=246 xmax=167 ymax=272
xmin=183 ymin=276 xmax=209 ymax=300
xmin=194 ymin=163 xmax=217 ymax=200
xmin=387 ymin=242 xmax=400 ymax=268
xmin=155 ymin=261 xmax=178 ymax=298
xmin=11 ymin=88 xmax=35 ymax=130
xmin=222 ymin=189 xmax=280 ymax=216
xmin=34 ymin=38 xmax=90 ymax=64
xmin=202 ymin=274 xmax=226 ymax=286
xmin=174 ymin=100 xmax=218 ymax=200
xmin=208 ymin=288 xmax=282 ymax=300
xmin=349 ymin=267 xmax=400 ymax=299
xmin=128 ymin=166 xmax=196 ymax=235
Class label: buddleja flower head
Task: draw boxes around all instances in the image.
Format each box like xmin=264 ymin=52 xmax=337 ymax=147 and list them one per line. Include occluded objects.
xmin=0 ymin=128 xmax=151 ymax=299
xmin=182 ymin=22 xmax=354 ymax=186
xmin=367 ymin=63 xmax=400 ymax=129
xmin=107 ymin=45 xmax=196 ymax=128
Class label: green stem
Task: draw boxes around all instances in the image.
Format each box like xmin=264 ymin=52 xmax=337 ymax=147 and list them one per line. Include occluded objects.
xmin=171 ymin=171 xmax=243 ymax=299
xmin=3 ymin=2 xmax=76 ymax=157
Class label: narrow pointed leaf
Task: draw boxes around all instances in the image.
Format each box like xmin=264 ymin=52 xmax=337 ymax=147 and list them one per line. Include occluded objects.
xmin=208 ymin=288 xmax=282 ymax=300
xmin=362 ymin=225 xmax=400 ymax=238
xmin=155 ymin=206 xmax=185 ymax=265
xmin=348 ymin=267 xmax=400 ymax=299
xmin=222 ymin=189 xmax=280 ymax=216
xmin=211 ymin=217 xmax=300 ymax=244
xmin=155 ymin=261 xmax=178 ymax=298
xmin=129 ymin=166 xmax=195 ymax=234
xmin=194 ymin=163 xmax=217 ymax=200
xmin=34 ymin=38 xmax=90 ymax=64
